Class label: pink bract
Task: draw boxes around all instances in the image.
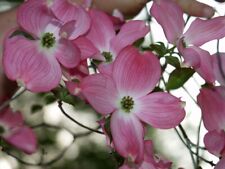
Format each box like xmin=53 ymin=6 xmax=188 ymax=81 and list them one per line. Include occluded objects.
xmin=50 ymin=0 xmax=91 ymax=40
xmin=119 ymin=140 xmax=172 ymax=169
xmin=3 ymin=0 xmax=80 ymax=92
xmin=80 ymin=46 xmax=185 ymax=162
xmin=83 ymin=9 xmax=149 ymax=74
xmin=151 ymin=0 xmax=225 ymax=83
xmin=0 ymin=108 xmax=37 ymax=154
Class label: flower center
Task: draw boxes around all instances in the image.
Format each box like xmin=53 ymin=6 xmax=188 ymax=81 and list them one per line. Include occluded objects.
xmin=102 ymin=51 xmax=113 ymax=63
xmin=121 ymin=96 xmax=134 ymax=113
xmin=41 ymin=32 xmax=56 ymax=48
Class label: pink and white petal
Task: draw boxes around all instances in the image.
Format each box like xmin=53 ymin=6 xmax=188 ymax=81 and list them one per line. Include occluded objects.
xmin=110 ymin=20 xmax=149 ymax=55
xmin=119 ymin=164 xmax=131 ymax=169
xmin=215 ymin=157 xmax=225 ymax=169
xmin=65 ymin=81 xmax=81 ymax=96
xmin=183 ymin=16 xmax=225 ymax=46
xmin=197 ymin=87 xmax=225 ymax=131
xmin=80 ymin=74 xmax=118 ymax=115
xmin=212 ymin=53 xmax=225 ymax=86
xmin=98 ymin=63 xmax=113 ymax=76
xmin=3 ymin=36 xmax=61 ymax=92
xmin=178 ymin=40 xmax=200 ymax=67
xmin=55 ymin=39 xmax=80 ymax=68
xmin=113 ymin=46 xmax=161 ymax=98
xmin=0 ymin=109 xmax=23 ymax=128
xmin=136 ymin=92 xmax=185 ymax=129
xmin=204 ymin=130 xmax=225 ymax=157
xmin=4 ymin=126 xmax=37 ymax=154
xmin=51 ymin=0 xmax=91 ymax=38
xmin=17 ymin=0 xmax=53 ymax=37
xmin=150 ymin=0 xmax=184 ymax=44
xmin=180 ymin=46 xmax=215 ymax=83
xmin=73 ymin=36 xmax=99 ymax=60
xmin=86 ymin=9 xmax=115 ymax=50
xmin=111 ymin=111 xmax=144 ymax=163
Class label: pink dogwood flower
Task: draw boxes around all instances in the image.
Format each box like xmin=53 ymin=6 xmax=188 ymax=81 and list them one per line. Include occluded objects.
xmin=3 ymin=0 xmax=80 ymax=92
xmin=0 ymin=108 xmax=37 ymax=154
xmin=197 ymin=86 xmax=225 ymax=168
xmin=80 ymin=46 xmax=185 ymax=162
xmin=119 ymin=140 xmax=172 ymax=169
xmin=151 ymin=0 xmax=225 ymax=83
xmin=49 ymin=0 xmax=91 ymax=40
xmin=74 ymin=9 xmax=149 ymax=74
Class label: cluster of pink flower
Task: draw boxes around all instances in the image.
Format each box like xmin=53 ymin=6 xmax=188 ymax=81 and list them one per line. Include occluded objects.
xmin=151 ymin=0 xmax=225 ymax=168
xmin=2 ymin=0 xmax=225 ymax=168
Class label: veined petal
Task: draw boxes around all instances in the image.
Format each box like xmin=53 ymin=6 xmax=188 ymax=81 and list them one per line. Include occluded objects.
xmin=3 ymin=36 xmax=61 ymax=92
xmin=0 ymin=109 xmax=23 ymax=128
xmin=73 ymin=36 xmax=99 ymax=60
xmin=197 ymin=87 xmax=225 ymax=131
xmin=113 ymin=46 xmax=161 ymax=98
xmin=110 ymin=20 xmax=149 ymax=55
xmin=55 ymin=39 xmax=80 ymax=68
xmin=4 ymin=126 xmax=37 ymax=154
xmin=179 ymin=45 xmax=215 ymax=83
xmin=50 ymin=0 xmax=91 ymax=39
xmin=86 ymin=9 xmax=115 ymax=51
xmin=212 ymin=53 xmax=225 ymax=86
xmin=204 ymin=130 xmax=225 ymax=157
xmin=183 ymin=16 xmax=225 ymax=46
xmin=80 ymin=74 xmax=118 ymax=115
xmin=136 ymin=92 xmax=185 ymax=129
xmin=111 ymin=111 xmax=144 ymax=163
xmin=150 ymin=0 xmax=184 ymax=44
xmin=215 ymin=157 xmax=225 ymax=169
xmin=17 ymin=0 xmax=54 ymax=37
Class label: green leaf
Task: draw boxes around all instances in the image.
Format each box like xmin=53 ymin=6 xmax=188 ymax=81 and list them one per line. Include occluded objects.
xmin=53 ymin=88 xmax=86 ymax=109
xmin=31 ymin=104 xmax=43 ymax=113
xmin=149 ymin=42 xmax=167 ymax=57
xmin=165 ymin=56 xmax=180 ymax=68
xmin=166 ymin=68 xmax=195 ymax=90
xmin=44 ymin=93 xmax=57 ymax=104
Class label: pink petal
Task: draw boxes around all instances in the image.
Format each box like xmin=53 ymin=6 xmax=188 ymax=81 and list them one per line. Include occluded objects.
xmin=215 ymin=157 xmax=225 ymax=169
xmin=197 ymin=87 xmax=225 ymax=131
xmin=179 ymin=45 xmax=215 ymax=83
xmin=113 ymin=46 xmax=161 ymax=98
xmin=0 ymin=109 xmax=23 ymax=128
xmin=183 ymin=16 xmax=225 ymax=46
xmin=136 ymin=92 xmax=185 ymax=129
xmin=119 ymin=165 xmax=131 ymax=169
xmin=150 ymin=0 xmax=184 ymax=44
xmin=111 ymin=111 xmax=144 ymax=163
xmin=98 ymin=63 xmax=113 ymax=76
xmin=73 ymin=36 xmax=100 ymax=60
xmin=3 ymin=36 xmax=61 ymax=92
xmin=110 ymin=20 xmax=149 ymax=55
xmin=51 ymin=0 xmax=91 ymax=39
xmin=4 ymin=126 xmax=37 ymax=154
xmin=204 ymin=130 xmax=225 ymax=157
xmin=80 ymin=74 xmax=118 ymax=115
xmin=65 ymin=81 xmax=81 ymax=96
xmin=55 ymin=39 xmax=80 ymax=68
xmin=86 ymin=9 xmax=115 ymax=51
xmin=177 ymin=40 xmax=200 ymax=67
xmin=212 ymin=53 xmax=225 ymax=86
xmin=17 ymin=0 xmax=53 ymax=37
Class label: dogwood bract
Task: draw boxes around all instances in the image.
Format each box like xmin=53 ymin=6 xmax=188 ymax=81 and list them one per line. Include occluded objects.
xmin=80 ymin=46 xmax=185 ymax=162
xmin=3 ymin=0 xmax=82 ymax=92
xmin=151 ymin=0 xmax=225 ymax=83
